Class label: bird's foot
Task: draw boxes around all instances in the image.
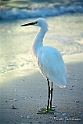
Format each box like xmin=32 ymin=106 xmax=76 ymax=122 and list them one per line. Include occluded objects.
xmin=37 ymin=107 xmax=55 ymax=114
xmin=48 ymin=106 xmax=55 ymax=114
xmin=37 ymin=108 xmax=48 ymax=114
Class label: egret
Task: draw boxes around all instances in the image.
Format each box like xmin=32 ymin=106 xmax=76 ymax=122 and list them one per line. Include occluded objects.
xmin=21 ymin=18 xmax=67 ymax=113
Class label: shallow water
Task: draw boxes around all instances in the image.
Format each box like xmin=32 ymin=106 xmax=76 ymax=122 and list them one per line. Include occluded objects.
xmin=0 ymin=13 xmax=83 ymax=83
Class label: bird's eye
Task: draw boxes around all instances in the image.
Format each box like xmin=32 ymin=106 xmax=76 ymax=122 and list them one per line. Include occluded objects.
xmin=35 ymin=21 xmax=38 ymax=24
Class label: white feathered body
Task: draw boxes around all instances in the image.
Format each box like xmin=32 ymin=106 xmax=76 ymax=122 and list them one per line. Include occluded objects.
xmin=37 ymin=46 xmax=67 ymax=88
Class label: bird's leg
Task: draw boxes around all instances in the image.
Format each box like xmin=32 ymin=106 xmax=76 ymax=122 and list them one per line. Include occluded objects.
xmin=37 ymin=79 xmax=54 ymax=114
xmin=47 ymin=78 xmax=50 ymax=111
xmin=37 ymin=79 xmax=50 ymax=114
xmin=50 ymin=82 xmax=53 ymax=110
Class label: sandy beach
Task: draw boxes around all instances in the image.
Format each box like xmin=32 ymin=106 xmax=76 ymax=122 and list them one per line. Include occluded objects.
xmin=0 ymin=52 xmax=83 ymax=124
xmin=0 ymin=3 xmax=83 ymax=122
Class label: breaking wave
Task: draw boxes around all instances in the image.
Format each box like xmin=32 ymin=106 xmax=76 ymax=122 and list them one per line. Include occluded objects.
xmin=0 ymin=2 xmax=83 ymax=20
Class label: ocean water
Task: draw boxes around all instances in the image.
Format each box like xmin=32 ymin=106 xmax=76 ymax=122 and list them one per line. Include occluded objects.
xmin=0 ymin=0 xmax=83 ymax=83
xmin=0 ymin=0 xmax=83 ymax=20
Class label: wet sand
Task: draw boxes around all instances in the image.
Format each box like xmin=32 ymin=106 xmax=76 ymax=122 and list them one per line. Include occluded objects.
xmin=0 ymin=52 xmax=83 ymax=124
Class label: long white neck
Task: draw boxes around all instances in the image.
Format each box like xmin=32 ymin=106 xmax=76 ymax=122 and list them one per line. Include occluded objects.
xmin=32 ymin=27 xmax=47 ymax=57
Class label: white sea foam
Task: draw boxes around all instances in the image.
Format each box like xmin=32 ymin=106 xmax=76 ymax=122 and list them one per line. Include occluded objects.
xmin=0 ymin=2 xmax=83 ymax=20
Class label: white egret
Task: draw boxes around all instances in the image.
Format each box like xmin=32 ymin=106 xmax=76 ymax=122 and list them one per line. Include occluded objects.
xmin=21 ymin=18 xmax=67 ymax=113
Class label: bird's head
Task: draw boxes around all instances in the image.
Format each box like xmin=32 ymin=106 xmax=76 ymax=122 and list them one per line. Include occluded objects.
xmin=21 ymin=18 xmax=48 ymax=31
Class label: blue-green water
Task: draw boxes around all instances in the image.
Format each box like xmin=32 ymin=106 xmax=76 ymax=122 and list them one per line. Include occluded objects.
xmin=0 ymin=0 xmax=83 ymax=20
xmin=0 ymin=0 xmax=83 ymax=82
xmin=0 ymin=14 xmax=83 ymax=83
